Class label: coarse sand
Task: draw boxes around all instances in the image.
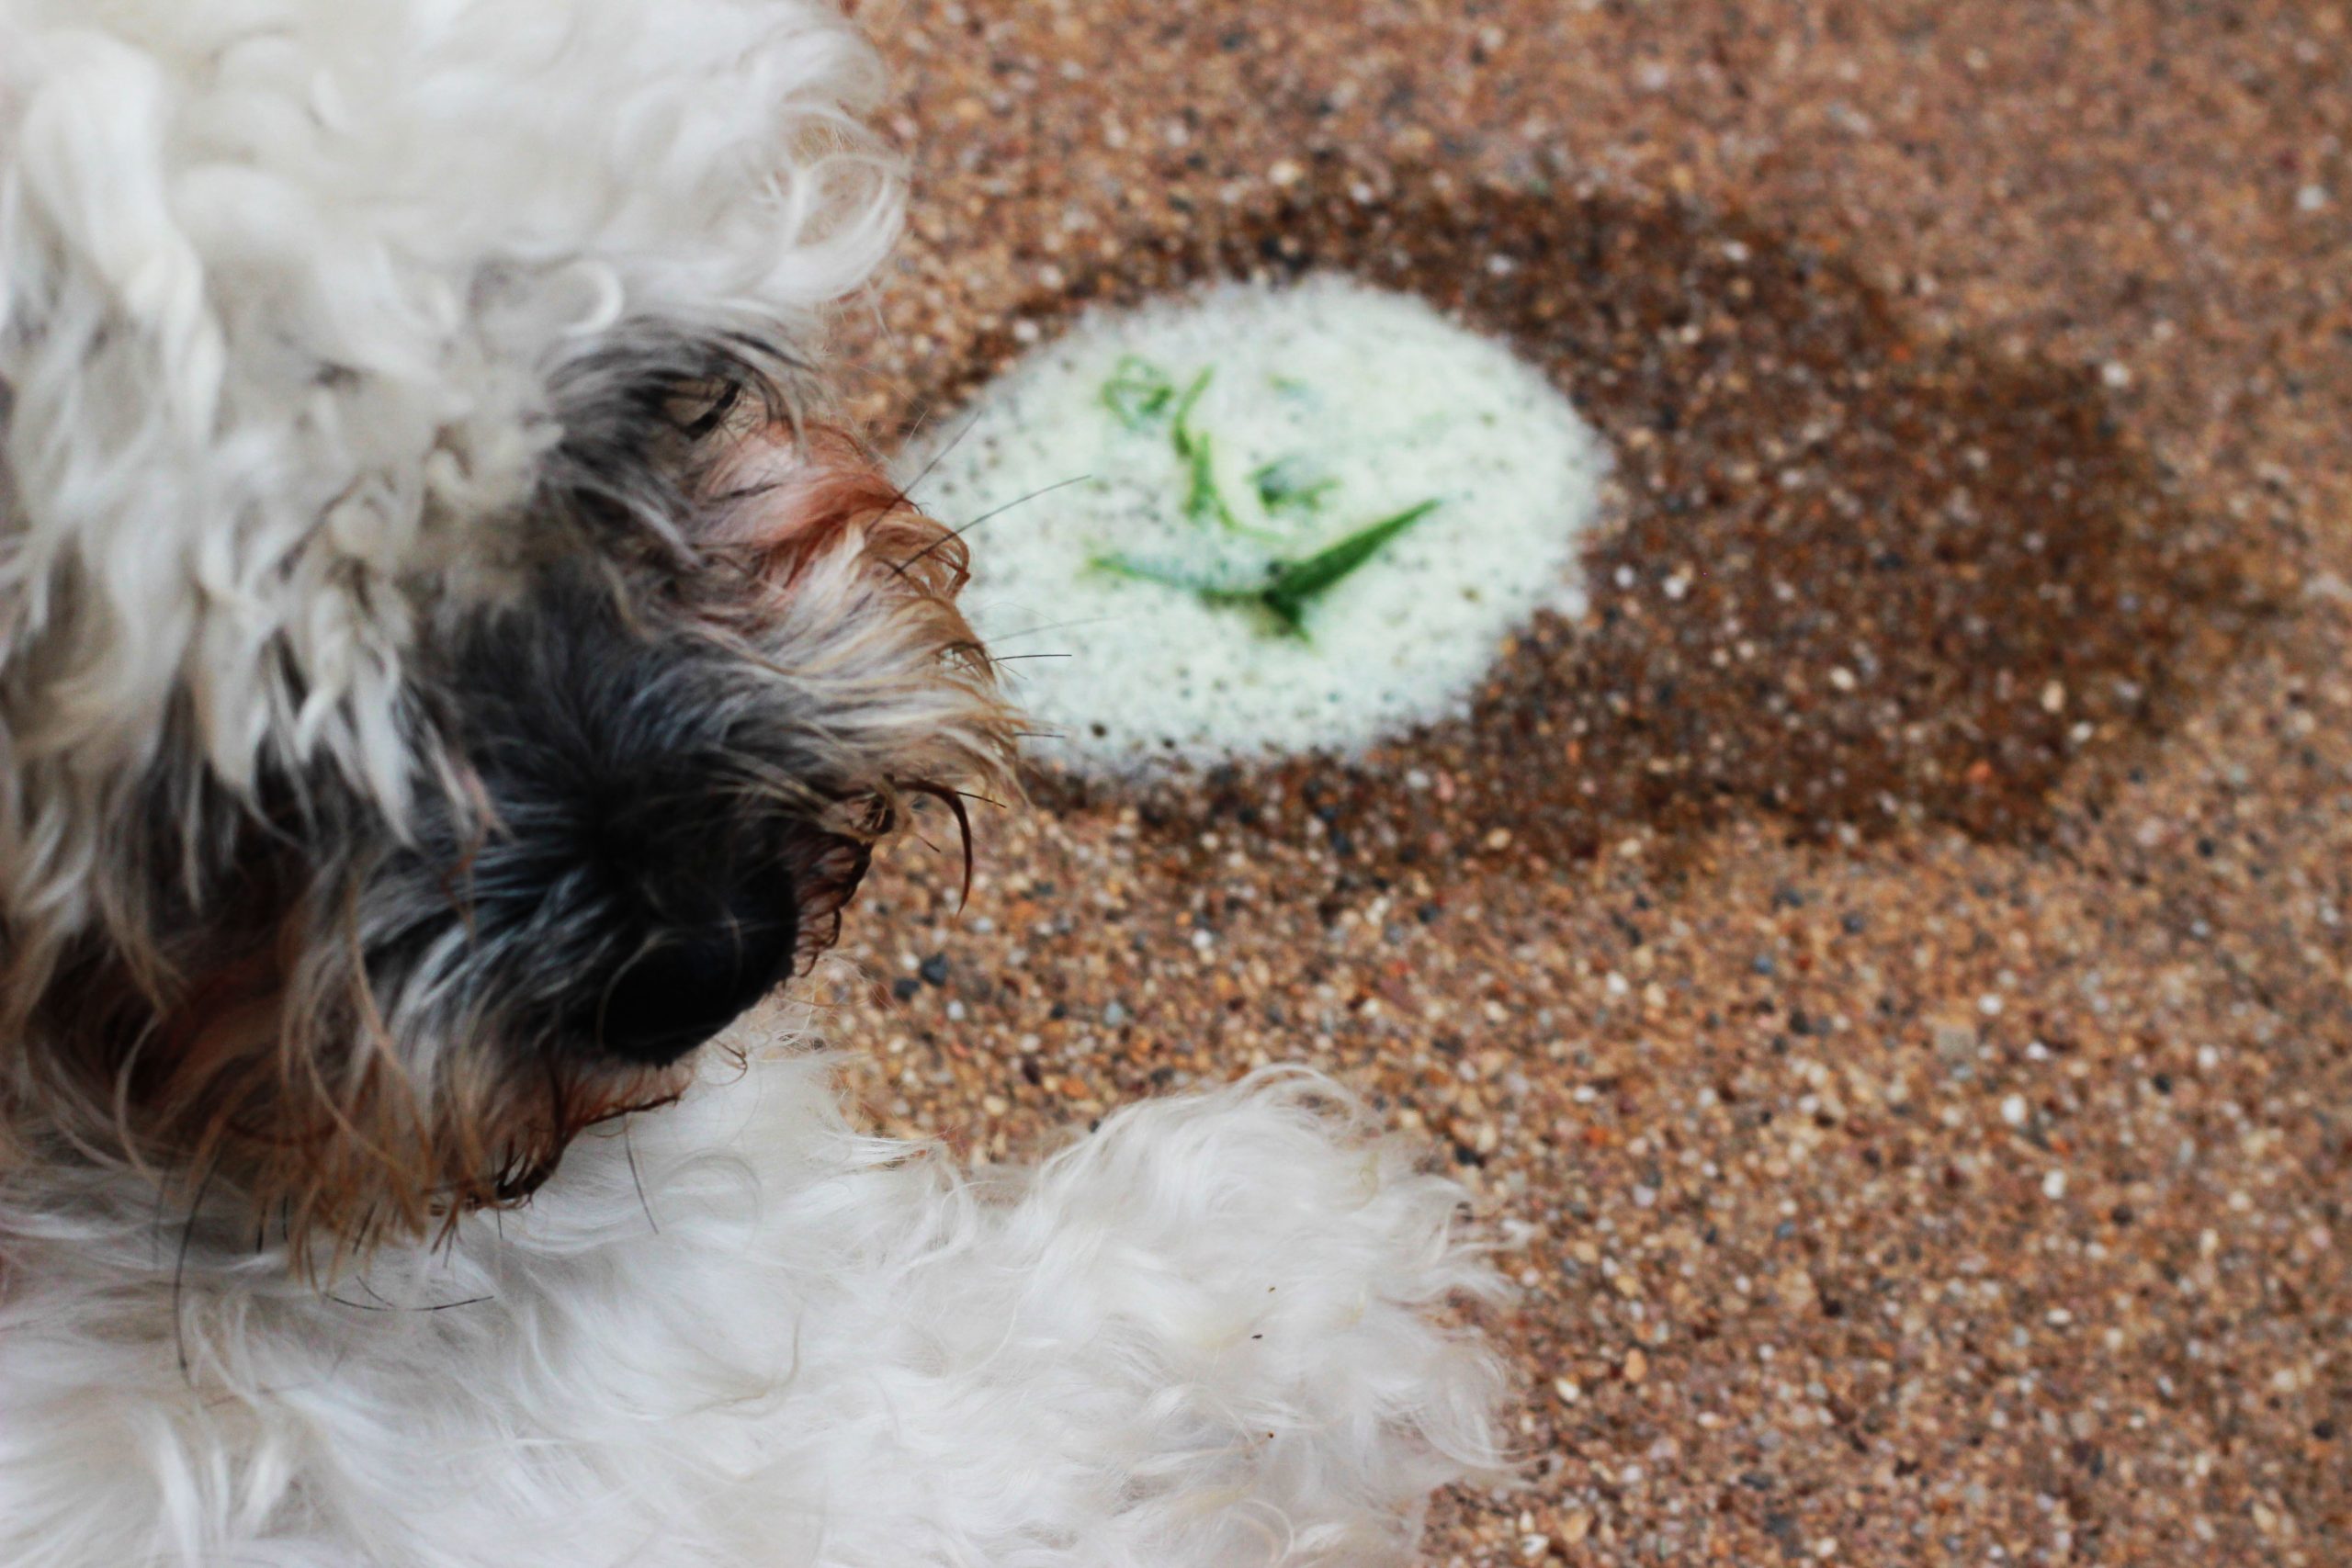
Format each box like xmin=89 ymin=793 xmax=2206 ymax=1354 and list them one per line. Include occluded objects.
xmin=796 ymin=3 xmax=2349 ymax=1562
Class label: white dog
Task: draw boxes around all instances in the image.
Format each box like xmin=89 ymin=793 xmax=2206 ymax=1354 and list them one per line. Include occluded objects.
xmin=0 ymin=3 xmax=1506 ymax=1563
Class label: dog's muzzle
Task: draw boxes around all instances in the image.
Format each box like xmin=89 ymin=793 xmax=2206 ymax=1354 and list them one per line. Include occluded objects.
xmin=401 ymin=557 xmax=894 ymax=1070
xmin=584 ymin=867 xmax=805 ymax=1066
xmin=4 ymin=364 xmax=1012 ymax=1247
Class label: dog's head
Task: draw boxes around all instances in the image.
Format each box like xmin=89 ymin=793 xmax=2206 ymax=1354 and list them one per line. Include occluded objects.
xmin=0 ymin=0 xmax=1012 ymax=1251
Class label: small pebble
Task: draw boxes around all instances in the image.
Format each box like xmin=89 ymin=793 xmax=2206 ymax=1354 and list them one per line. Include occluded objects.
xmin=817 ymin=13 xmax=2343 ymax=1566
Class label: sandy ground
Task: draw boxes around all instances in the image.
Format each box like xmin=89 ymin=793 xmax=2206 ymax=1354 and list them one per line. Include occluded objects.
xmin=808 ymin=3 xmax=2351 ymax=1562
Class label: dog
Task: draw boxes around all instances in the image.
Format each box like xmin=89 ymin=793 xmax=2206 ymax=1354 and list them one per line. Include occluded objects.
xmin=0 ymin=3 xmax=1507 ymax=1563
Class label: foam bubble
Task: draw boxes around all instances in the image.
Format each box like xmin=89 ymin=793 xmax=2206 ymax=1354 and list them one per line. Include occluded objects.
xmin=905 ymin=275 xmax=1611 ymax=771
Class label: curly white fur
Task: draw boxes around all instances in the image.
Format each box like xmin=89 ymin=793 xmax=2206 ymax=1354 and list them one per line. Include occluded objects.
xmin=0 ymin=0 xmax=896 ymax=927
xmin=0 ymin=5 xmax=1511 ymax=1562
xmin=0 ymin=1043 xmax=1506 ymax=1567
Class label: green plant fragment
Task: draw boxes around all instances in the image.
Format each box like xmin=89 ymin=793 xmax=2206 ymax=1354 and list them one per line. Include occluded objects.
xmin=1249 ymin=455 xmax=1340 ymax=515
xmin=1101 ymin=355 xmax=1176 ymax=430
xmin=1260 ymin=499 xmax=1442 ymax=626
xmin=1168 ymin=368 xmax=1215 ymax=457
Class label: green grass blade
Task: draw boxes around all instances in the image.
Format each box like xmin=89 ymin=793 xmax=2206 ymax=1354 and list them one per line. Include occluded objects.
xmin=1182 ymin=428 xmax=1286 ymax=542
xmin=1089 ymin=552 xmax=1216 ymax=593
xmin=1182 ymin=433 xmax=1227 ymax=527
xmin=1250 ymin=455 xmax=1341 ymax=515
xmin=1261 ymin=499 xmax=1441 ymax=620
xmin=1102 ymin=356 xmax=1176 ymax=431
xmin=1169 ymin=368 xmax=1215 ymax=457
xmin=1088 ymin=552 xmax=1264 ymax=601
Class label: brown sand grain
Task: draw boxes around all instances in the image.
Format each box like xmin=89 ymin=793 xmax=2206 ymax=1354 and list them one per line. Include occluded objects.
xmin=809 ymin=3 xmax=2352 ymax=1561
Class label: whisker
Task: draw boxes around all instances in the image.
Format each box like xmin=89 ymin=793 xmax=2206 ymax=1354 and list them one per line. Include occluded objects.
xmin=884 ymin=409 xmax=974 ymax=515
xmin=326 ymin=1292 xmax=494 ymax=1314
xmin=903 ymin=781 xmax=978 ymax=910
xmin=950 ymin=790 xmax=1012 ymax=811
xmin=714 ymin=404 xmax=967 ymax=580
xmin=624 ymin=1119 xmax=659 ymax=1235
xmin=880 ymin=399 xmax=942 ymax=488
xmin=896 ymin=474 xmax=1093 ymax=575
xmin=868 ymin=414 xmax=985 ymax=584
xmin=983 ymin=615 xmax=1123 ymax=643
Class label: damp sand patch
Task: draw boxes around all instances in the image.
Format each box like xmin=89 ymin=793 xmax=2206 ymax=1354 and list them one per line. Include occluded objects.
xmin=875 ymin=180 xmax=2258 ymax=863
xmin=904 ymin=276 xmax=1611 ymax=771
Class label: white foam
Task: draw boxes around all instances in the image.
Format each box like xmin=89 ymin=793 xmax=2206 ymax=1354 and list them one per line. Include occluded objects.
xmin=903 ymin=275 xmax=1611 ymax=770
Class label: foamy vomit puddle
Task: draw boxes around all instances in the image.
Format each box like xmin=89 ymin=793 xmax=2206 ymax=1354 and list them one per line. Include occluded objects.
xmin=905 ymin=275 xmax=1611 ymax=771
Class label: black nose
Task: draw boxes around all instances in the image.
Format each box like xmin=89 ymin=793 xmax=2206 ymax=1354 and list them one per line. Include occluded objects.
xmin=587 ymin=876 xmax=803 ymax=1067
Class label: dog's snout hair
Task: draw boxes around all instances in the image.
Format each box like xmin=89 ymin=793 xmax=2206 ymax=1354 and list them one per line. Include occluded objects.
xmin=423 ymin=561 xmax=862 ymax=1069
xmin=0 ymin=6 xmax=1015 ymax=1241
xmin=0 ymin=0 xmax=1018 ymax=1252
xmin=13 ymin=345 xmax=1016 ymax=1253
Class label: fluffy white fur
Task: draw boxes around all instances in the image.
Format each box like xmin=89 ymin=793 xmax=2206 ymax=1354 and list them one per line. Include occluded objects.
xmin=0 ymin=1039 xmax=1506 ymax=1567
xmin=0 ymin=0 xmax=896 ymax=927
xmin=0 ymin=5 xmax=1510 ymax=1562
